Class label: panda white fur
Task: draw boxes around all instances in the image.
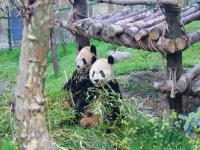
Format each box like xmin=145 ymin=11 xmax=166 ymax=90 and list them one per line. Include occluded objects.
xmin=63 ymin=45 xmax=97 ymax=118
xmin=80 ymin=56 xmax=122 ymax=128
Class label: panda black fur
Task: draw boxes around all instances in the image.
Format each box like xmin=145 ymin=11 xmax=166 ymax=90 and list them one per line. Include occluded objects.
xmin=80 ymin=56 xmax=122 ymax=128
xmin=63 ymin=45 xmax=97 ymax=117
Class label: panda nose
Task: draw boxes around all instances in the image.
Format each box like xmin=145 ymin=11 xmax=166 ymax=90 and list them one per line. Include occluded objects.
xmin=94 ymin=79 xmax=99 ymax=83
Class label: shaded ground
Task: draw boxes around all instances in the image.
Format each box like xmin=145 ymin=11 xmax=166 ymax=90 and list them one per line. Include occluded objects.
xmin=118 ymin=69 xmax=200 ymax=118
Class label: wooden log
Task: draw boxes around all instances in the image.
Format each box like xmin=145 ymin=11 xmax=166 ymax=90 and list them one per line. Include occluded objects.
xmin=107 ymin=9 xmax=157 ymax=37
xmin=180 ymin=4 xmax=200 ymax=17
xmin=136 ymin=10 xmax=200 ymax=41
xmin=57 ymin=19 xmax=200 ymax=54
xmin=81 ymin=8 xmax=131 ymax=30
xmin=89 ymin=8 xmax=152 ymax=37
xmin=117 ymin=9 xmax=157 ymax=25
xmin=107 ymin=24 xmax=124 ymax=37
xmin=126 ymin=15 xmax=165 ymax=38
xmin=90 ymin=0 xmax=184 ymax=7
xmin=137 ymin=4 xmax=200 ymax=41
xmin=150 ymin=10 xmax=200 ymax=41
xmin=88 ymin=22 xmax=103 ymax=35
xmin=90 ymin=9 xmax=144 ymax=35
xmin=154 ymin=64 xmax=200 ymax=96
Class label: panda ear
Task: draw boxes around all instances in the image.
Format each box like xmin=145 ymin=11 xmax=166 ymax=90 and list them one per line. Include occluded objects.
xmin=78 ymin=45 xmax=83 ymax=51
xmin=108 ymin=55 xmax=114 ymax=65
xmin=90 ymin=45 xmax=97 ymax=55
xmin=91 ymin=56 xmax=97 ymax=65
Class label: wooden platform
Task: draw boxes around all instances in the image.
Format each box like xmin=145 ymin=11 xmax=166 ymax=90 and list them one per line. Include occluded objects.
xmin=57 ymin=3 xmax=200 ymax=54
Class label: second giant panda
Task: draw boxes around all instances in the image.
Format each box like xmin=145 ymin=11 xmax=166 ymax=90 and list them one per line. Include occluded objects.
xmin=80 ymin=56 xmax=122 ymax=128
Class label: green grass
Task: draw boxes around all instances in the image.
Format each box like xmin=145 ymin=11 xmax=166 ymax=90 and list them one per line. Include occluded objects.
xmin=0 ymin=21 xmax=200 ymax=149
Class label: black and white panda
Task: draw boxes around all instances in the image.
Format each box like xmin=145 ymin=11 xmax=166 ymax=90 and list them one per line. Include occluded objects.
xmin=80 ymin=56 xmax=122 ymax=128
xmin=63 ymin=45 xmax=97 ymax=118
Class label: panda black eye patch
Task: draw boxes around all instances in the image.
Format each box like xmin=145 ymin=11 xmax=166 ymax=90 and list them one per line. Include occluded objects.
xmin=100 ymin=70 xmax=105 ymax=77
xmin=92 ymin=71 xmax=95 ymax=77
xmin=82 ymin=58 xmax=87 ymax=65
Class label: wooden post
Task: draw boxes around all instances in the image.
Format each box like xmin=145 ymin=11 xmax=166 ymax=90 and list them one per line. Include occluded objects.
xmin=163 ymin=5 xmax=183 ymax=114
xmin=73 ymin=0 xmax=90 ymax=54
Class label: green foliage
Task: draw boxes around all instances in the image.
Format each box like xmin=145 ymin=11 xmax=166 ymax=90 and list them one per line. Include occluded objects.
xmin=179 ymin=108 xmax=200 ymax=136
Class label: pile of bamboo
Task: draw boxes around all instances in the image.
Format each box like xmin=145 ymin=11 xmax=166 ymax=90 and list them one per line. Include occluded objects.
xmin=57 ymin=3 xmax=200 ymax=54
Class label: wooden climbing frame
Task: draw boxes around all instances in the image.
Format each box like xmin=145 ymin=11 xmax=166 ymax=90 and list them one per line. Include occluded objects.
xmin=57 ymin=0 xmax=200 ymax=114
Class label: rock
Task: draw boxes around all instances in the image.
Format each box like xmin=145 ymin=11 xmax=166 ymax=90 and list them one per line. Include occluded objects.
xmin=107 ymin=50 xmax=133 ymax=62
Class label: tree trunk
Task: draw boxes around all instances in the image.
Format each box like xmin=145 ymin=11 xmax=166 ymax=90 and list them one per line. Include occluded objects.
xmin=50 ymin=27 xmax=60 ymax=76
xmin=73 ymin=0 xmax=90 ymax=54
xmin=15 ymin=0 xmax=53 ymax=149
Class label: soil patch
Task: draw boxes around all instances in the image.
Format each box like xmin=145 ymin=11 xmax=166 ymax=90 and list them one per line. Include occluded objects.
xmin=118 ymin=69 xmax=200 ymax=118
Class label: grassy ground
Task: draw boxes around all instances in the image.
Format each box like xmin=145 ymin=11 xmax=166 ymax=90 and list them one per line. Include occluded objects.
xmin=0 ymin=21 xmax=200 ymax=149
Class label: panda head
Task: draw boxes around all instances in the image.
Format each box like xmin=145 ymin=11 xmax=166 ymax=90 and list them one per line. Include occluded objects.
xmin=76 ymin=45 xmax=97 ymax=73
xmin=89 ymin=56 xmax=114 ymax=87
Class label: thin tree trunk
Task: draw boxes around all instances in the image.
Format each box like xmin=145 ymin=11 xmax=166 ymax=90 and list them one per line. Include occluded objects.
xmin=50 ymin=27 xmax=60 ymax=76
xmin=73 ymin=0 xmax=90 ymax=54
xmin=15 ymin=0 xmax=53 ymax=149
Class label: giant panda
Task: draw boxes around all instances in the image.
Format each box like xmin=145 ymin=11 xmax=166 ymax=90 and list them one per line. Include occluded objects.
xmin=80 ymin=56 xmax=122 ymax=128
xmin=63 ymin=45 xmax=97 ymax=119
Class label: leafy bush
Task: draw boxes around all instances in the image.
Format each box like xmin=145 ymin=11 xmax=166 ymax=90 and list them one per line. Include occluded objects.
xmin=179 ymin=108 xmax=200 ymax=136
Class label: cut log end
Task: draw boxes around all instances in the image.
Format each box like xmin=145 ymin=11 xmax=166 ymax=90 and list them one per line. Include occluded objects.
xmin=125 ymin=27 xmax=139 ymax=39
xmin=176 ymin=38 xmax=187 ymax=51
xmin=92 ymin=23 xmax=103 ymax=34
xmin=107 ymin=25 xmax=123 ymax=37
xmin=149 ymin=28 xmax=161 ymax=41
xmin=134 ymin=29 xmax=148 ymax=41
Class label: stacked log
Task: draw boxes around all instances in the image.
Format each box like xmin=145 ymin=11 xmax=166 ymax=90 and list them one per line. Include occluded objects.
xmin=90 ymin=0 xmax=184 ymax=7
xmin=57 ymin=3 xmax=200 ymax=54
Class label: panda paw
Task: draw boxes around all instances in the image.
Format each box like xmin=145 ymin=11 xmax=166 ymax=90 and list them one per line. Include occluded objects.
xmin=80 ymin=112 xmax=98 ymax=128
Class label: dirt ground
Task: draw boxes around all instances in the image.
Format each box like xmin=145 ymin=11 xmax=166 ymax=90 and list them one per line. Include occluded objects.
xmin=118 ymin=69 xmax=200 ymax=118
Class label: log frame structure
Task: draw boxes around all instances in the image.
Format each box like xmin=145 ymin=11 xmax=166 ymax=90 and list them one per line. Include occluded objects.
xmin=58 ymin=0 xmax=200 ymax=114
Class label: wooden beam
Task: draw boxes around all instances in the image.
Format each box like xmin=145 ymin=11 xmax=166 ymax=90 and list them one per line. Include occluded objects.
xmin=90 ymin=0 xmax=184 ymax=7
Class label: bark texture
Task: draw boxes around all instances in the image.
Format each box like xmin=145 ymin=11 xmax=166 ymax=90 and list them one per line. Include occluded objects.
xmin=15 ymin=0 xmax=53 ymax=149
